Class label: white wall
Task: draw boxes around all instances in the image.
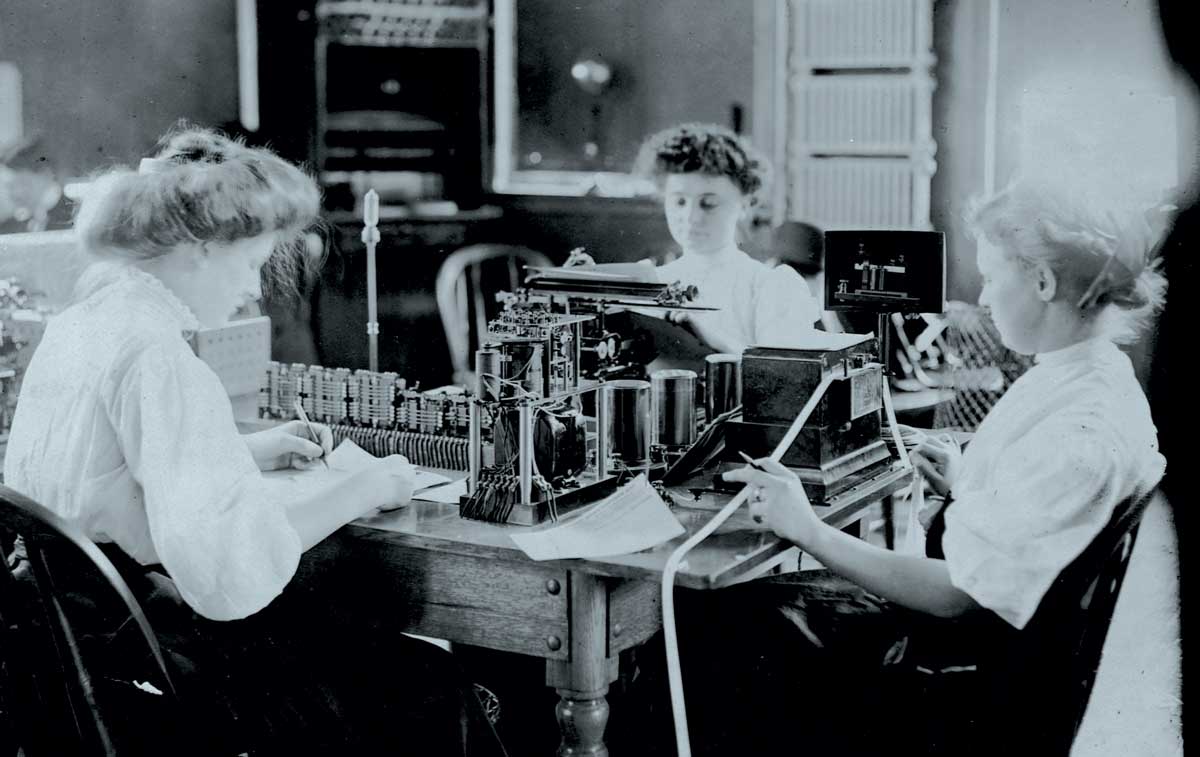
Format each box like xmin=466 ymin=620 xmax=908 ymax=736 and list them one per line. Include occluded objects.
xmin=932 ymin=0 xmax=1198 ymax=302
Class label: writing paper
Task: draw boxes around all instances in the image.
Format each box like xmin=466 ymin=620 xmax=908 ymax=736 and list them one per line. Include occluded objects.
xmin=510 ymin=475 xmax=685 ymax=561
xmin=413 ymin=478 xmax=469 ymax=504
xmin=265 ymin=439 xmax=449 ymax=492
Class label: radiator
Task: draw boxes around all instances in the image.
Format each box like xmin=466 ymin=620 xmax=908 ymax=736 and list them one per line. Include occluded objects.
xmin=785 ymin=0 xmax=936 ymax=229
xmin=793 ymin=0 xmax=931 ymax=65
xmin=790 ymin=157 xmax=931 ymax=230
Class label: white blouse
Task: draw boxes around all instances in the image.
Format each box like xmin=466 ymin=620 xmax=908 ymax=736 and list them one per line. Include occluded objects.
xmin=942 ymin=338 xmax=1165 ymax=629
xmin=3 ymin=262 xmax=302 ymax=621
xmin=656 ymin=247 xmax=820 ymax=349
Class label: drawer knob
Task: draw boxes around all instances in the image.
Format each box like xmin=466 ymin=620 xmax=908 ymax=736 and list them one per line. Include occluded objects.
xmin=545 ymin=579 xmax=561 ymax=595
xmin=546 ymin=635 xmax=562 ymax=651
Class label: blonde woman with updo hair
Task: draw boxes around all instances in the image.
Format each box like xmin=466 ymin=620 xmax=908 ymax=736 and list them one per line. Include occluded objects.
xmin=636 ymin=181 xmax=1169 ymax=756
xmin=3 ymin=126 xmax=506 ymax=756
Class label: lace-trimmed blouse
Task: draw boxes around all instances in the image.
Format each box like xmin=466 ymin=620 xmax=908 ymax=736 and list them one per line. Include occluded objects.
xmin=3 ymin=262 xmax=302 ymax=620
xmin=942 ymin=338 xmax=1165 ymax=629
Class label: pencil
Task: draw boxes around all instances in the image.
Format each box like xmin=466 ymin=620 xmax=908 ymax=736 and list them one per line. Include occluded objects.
xmin=293 ymin=399 xmax=330 ymax=470
xmin=737 ymin=450 xmax=768 ymax=472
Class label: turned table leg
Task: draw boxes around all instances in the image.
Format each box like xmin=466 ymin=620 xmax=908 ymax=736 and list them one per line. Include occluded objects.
xmin=554 ymin=688 xmax=610 ymax=757
xmin=546 ymin=571 xmax=620 ymax=756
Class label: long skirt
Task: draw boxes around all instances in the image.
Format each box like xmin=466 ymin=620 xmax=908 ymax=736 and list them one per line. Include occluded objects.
xmin=14 ymin=542 xmax=508 ymax=757
xmin=625 ymin=570 xmax=1011 ymax=757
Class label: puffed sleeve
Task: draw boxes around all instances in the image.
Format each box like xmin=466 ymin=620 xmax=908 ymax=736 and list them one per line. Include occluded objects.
xmin=751 ymin=265 xmax=821 ymax=347
xmin=107 ymin=341 xmax=303 ymax=620
xmin=941 ymin=417 xmax=1146 ymax=629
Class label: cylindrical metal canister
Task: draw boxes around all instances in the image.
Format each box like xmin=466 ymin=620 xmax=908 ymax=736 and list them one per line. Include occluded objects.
xmin=651 ymin=369 xmax=697 ymax=448
xmin=475 ymin=347 xmax=502 ymax=401
xmin=704 ymin=353 xmax=742 ymax=420
xmin=603 ymin=380 xmax=651 ymax=468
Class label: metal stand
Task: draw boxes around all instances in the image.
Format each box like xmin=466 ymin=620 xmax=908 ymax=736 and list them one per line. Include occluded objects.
xmin=362 ymin=189 xmax=381 ymax=372
xmin=877 ymin=312 xmax=892 ymax=378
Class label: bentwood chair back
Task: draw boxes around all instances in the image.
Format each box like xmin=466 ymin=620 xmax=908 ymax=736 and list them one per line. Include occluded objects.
xmin=0 ymin=484 xmax=180 ymax=756
xmin=435 ymin=244 xmax=551 ymax=386
xmin=920 ymin=487 xmax=1160 ymax=756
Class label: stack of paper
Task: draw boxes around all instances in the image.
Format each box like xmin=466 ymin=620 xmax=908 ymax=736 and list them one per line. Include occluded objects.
xmin=526 ymin=261 xmax=659 ymax=283
xmin=510 ymin=475 xmax=685 ymax=561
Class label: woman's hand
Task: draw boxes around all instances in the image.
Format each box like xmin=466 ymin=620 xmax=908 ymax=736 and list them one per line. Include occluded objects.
xmin=723 ymin=458 xmax=822 ymax=547
xmin=361 ymin=454 xmax=416 ymax=513
xmin=243 ymin=420 xmax=333 ymax=472
xmin=910 ymin=434 xmax=962 ymax=498
xmin=666 ymin=310 xmax=746 ymax=354
xmin=563 ymin=248 xmax=596 ymax=267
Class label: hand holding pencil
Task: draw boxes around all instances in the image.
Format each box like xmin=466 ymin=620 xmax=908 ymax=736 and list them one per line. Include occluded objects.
xmin=243 ymin=408 xmax=334 ymax=473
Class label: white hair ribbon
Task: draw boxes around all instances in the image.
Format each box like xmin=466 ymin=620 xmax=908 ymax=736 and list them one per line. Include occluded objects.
xmin=138 ymin=157 xmax=171 ymax=175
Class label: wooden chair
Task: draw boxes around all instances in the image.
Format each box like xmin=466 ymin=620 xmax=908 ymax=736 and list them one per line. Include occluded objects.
xmin=932 ymin=301 xmax=1035 ymax=432
xmin=917 ymin=487 xmax=1161 ymax=756
xmin=434 ymin=244 xmax=551 ymax=385
xmin=0 ymin=484 xmax=184 ymax=756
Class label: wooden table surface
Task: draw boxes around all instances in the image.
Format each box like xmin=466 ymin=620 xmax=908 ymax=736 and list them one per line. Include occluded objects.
xmin=302 ymin=459 xmax=913 ymax=756
xmin=349 ymin=460 xmax=913 ymax=590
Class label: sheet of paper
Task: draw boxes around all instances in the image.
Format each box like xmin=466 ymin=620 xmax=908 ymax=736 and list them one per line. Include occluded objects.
xmin=527 ymin=261 xmax=658 ymax=282
xmin=413 ymin=478 xmax=468 ymax=504
xmin=750 ymin=331 xmax=873 ymax=351
xmin=325 ymin=438 xmax=376 ymax=471
xmin=509 ymin=475 xmax=685 ymax=561
xmin=265 ymin=439 xmax=449 ymax=491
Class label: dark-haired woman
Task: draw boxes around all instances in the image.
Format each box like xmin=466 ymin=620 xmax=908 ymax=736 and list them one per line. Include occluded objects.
xmin=634 ymin=122 xmax=820 ymax=352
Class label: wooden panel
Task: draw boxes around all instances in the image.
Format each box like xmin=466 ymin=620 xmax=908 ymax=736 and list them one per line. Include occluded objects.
xmin=393 ymin=604 xmax=567 ymax=660
xmin=546 ymin=571 xmax=619 ymax=693
xmin=307 ymin=532 xmax=571 ymax=659
xmin=607 ymin=579 xmax=661 ymax=655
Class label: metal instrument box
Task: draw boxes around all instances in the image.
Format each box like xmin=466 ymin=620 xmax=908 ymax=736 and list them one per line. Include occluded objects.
xmin=725 ymin=337 xmax=890 ymax=501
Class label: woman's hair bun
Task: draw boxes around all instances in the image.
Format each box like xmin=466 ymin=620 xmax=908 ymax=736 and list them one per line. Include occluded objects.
xmin=157 ymin=128 xmax=240 ymax=166
xmin=75 ymin=123 xmax=320 ymax=264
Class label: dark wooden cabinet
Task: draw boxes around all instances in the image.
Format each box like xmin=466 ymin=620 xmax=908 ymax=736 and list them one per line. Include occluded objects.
xmin=313 ymin=1 xmax=490 ymax=210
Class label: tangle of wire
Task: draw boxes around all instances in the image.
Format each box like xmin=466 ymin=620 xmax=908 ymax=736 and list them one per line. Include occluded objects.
xmin=460 ymin=372 xmax=566 ymax=523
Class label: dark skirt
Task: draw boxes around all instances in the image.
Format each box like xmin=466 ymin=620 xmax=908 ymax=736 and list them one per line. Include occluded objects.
xmin=627 ymin=570 xmax=1010 ymax=757
xmin=16 ymin=542 xmax=507 ymax=757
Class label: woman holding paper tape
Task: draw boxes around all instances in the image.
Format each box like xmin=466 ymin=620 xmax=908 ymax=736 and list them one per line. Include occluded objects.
xmin=3 ymin=126 xmax=506 ymax=756
xmin=631 ymin=123 xmax=821 ymax=353
xmin=643 ymin=180 xmax=1169 ymax=756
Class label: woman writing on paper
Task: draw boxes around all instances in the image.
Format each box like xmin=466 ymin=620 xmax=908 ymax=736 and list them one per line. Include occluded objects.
xmin=649 ymin=181 xmax=1169 ymax=756
xmin=3 ymin=126 xmax=506 ymax=756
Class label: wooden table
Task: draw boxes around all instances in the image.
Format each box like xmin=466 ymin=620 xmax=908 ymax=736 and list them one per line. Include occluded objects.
xmin=304 ymin=462 xmax=912 ymax=756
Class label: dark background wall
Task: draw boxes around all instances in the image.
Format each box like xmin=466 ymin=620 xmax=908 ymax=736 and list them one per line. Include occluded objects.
xmin=513 ymin=0 xmax=753 ymax=173
xmin=3 ymin=0 xmax=1190 ymax=390
xmin=0 ymin=0 xmax=240 ymax=179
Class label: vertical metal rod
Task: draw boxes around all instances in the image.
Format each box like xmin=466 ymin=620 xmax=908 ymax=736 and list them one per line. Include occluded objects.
xmin=468 ymin=401 xmax=481 ymax=494
xmin=877 ymin=312 xmax=891 ymax=377
xmin=518 ymin=400 xmax=533 ymax=504
xmin=596 ymin=384 xmax=608 ymax=479
xmin=362 ymin=189 xmax=381 ymax=373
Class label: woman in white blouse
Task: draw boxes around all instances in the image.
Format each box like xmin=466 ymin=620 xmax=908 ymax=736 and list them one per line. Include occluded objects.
xmin=651 ymin=181 xmax=1169 ymax=756
xmin=632 ymin=123 xmax=820 ymax=353
xmin=3 ymin=128 xmax=505 ymax=756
